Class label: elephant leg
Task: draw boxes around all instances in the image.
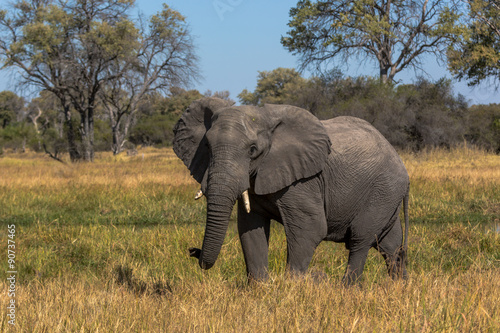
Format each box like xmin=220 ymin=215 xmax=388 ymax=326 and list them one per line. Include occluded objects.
xmin=376 ymin=216 xmax=407 ymax=279
xmin=343 ymin=246 xmax=371 ymax=285
xmin=342 ymin=205 xmax=387 ymax=285
xmin=237 ymin=200 xmax=271 ymax=282
xmin=284 ymin=231 xmax=322 ymax=275
xmin=276 ymin=183 xmax=328 ymax=276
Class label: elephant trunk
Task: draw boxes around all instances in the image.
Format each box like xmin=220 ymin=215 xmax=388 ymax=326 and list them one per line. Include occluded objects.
xmin=199 ymin=159 xmax=247 ymax=270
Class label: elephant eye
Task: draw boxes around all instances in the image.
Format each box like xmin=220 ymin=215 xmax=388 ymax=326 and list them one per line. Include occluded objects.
xmin=249 ymin=145 xmax=258 ymax=157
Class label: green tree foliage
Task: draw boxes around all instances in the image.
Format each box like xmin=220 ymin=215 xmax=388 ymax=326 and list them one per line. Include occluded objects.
xmin=447 ymin=0 xmax=500 ymax=85
xmin=0 ymin=91 xmax=25 ymax=128
xmin=128 ymin=113 xmax=178 ymax=148
xmin=0 ymin=86 xmax=225 ymax=154
xmin=0 ymin=122 xmax=37 ymax=153
xmin=466 ymin=103 xmax=500 ymax=152
xmin=155 ymin=87 xmax=204 ymax=117
xmin=281 ymin=0 xmax=463 ymax=83
xmin=0 ymin=82 xmax=236 ymax=154
xmin=238 ymin=68 xmax=307 ymax=105
xmin=129 ymin=88 xmax=204 ymax=148
xmin=0 ymin=90 xmax=78 ymax=155
xmin=394 ymin=78 xmax=469 ymax=149
xmin=26 ymin=90 xmax=65 ymax=153
xmin=26 ymin=90 xmax=64 ymax=138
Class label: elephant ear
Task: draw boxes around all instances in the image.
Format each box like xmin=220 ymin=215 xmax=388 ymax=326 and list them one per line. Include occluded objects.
xmin=173 ymin=97 xmax=233 ymax=185
xmin=254 ymin=105 xmax=331 ymax=195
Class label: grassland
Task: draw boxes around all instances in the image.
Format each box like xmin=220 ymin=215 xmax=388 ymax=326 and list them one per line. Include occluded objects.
xmin=0 ymin=146 xmax=499 ymax=332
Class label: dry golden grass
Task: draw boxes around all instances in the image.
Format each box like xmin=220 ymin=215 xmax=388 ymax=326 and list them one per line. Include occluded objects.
xmin=0 ymin=146 xmax=499 ymax=332
xmin=403 ymin=144 xmax=500 ymax=183
xmin=0 ymin=148 xmax=192 ymax=189
xmin=1 ymin=268 xmax=499 ymax=332
xmin=401 ymin=145 xmax=499 ymax=225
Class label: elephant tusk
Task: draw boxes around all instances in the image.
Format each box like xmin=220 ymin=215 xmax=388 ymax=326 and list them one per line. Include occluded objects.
xmin=194 ymin=189 xmax=204 ymax=200
xmin=242 ymin=190 xmax=251 ymax=214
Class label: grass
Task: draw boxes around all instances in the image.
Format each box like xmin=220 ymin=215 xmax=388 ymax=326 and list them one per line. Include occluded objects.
xmin=0 ymin=146 xmax=499 ymax=332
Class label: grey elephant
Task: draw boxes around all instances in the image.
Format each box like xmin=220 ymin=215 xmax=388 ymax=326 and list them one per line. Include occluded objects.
xmin=173 ymin=97 xmax=409 ymax=284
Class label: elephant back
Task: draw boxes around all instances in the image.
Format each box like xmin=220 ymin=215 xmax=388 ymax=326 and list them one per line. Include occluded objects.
xmin=321 ymin=116 xmax=408 ymax=185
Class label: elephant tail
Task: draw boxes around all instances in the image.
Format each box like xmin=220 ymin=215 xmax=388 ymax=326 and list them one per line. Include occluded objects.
xmin=402 ymin=185 xmax=410 ymax=264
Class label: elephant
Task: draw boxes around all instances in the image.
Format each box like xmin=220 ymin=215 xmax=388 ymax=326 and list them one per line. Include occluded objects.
xmin=173 ymin=97 xmax=409 ymax=285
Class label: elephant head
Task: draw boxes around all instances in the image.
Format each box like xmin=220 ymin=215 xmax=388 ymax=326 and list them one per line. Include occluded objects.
xmin=173 ymin=97 xmax=331 ymax=269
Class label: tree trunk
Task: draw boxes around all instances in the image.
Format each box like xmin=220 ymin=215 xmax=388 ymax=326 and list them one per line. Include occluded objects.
xmin=111 ymin=113 xmax=134 ymax=155
xmin=380 ymin=66 xmax=389 ymax=84
xmin=388 ymin=66 xmax=398 ymax=83
xmin=112 ymin=126 xmax=120 ymax=155
xmin=63 ymin=104 xmax=81 ymax=162
xmin=88 ymin=106 xmax=94 ymax=161
xmin=31 ymin=108 xmax=42 ymax=151
xmin=111 ymin=125 xmax=126 ymax=155
xmin=80 ymin=107 xmax=95 ymax=162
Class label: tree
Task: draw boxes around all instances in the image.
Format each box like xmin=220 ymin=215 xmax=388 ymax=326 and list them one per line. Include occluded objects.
xmin=466 ymin=103 xmax=500 ymax=152
xmin=238 ymin=67 xmax=345 ymax=116
xmin=128 ymin=88 xmax=202 ymax=148
xmin=281 ymin=0 xmax=463 ymax=83
xmin=0 ymin=0 xmax=137 ymax=161
xmin=238 ymin=68 xmax=307 ymax=105
xmin=447 ymin=0 xmax=500 ymax=85
xmin=0 ymin=0 xmax=199 ymax=160
xmin=26 ymin=90 xmax=68 ymax=153
xmin=203 ymin=90 xmax=235 ymax=105
xmin=100 ymin=5 xmax=199 ymax=155
xmin=27 ymin=90 xmax=64 ymax=139
xmin=64 ymin=0 xmax=140 ymax=161
xmin=0 ymin=91 xmax=25 ymax=128
xmin=160 ymin=87 xmax=204 ymax=115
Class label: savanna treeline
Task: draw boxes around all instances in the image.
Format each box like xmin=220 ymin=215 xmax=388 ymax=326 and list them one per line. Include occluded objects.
xmin=239 ymin=68 xmax=500 ymax=152
xmin=1 ymin=0 xmax=500 ymax=160
xmin=2 ymin=72 xmax=499 ymax=156
xmin=0 ymin=87 xmax=233 ymax=157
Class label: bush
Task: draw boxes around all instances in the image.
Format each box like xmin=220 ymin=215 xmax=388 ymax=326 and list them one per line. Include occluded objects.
xmin=128 ymin=113 xmax=178 ymax=147
xmin=0 ymin=122 xmax=37 ymax=152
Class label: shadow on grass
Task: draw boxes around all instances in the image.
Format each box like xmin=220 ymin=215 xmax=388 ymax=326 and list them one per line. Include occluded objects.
xmin=114 ymin=265 xmax=172 ymax=297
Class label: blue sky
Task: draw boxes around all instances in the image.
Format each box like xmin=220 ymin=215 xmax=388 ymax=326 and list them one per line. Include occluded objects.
xmin=1 ymin=0 xmax=499 ymax=105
